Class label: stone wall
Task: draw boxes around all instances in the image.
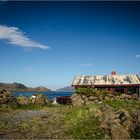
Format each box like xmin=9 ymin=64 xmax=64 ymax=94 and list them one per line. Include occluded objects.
xmin=71 ymin=92 xmax=139 ymax=107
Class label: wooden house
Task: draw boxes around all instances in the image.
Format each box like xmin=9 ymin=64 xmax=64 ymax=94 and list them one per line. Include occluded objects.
xmin=72 ymin=72 xmax=140 ymax=96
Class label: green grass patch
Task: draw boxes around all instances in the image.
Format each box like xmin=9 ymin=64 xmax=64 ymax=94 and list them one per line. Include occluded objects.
xmin=104 ymin=99 xmax=140 ymax=112
xmin=64 ymin=103 xmax=105 ymax=139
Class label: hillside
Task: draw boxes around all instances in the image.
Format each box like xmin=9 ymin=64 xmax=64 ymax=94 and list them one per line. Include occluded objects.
xmin=0 ymin=82 xmax=51 ymax=92
xmin=56 ymin=86 xmax=75 ymax=92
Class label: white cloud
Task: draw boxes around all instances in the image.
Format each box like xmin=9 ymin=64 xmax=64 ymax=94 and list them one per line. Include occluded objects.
xmin=0 ymin=25 xmax=49 ymax=49
xmin=80 ymin=63 xmax=93 ymax=67
xmin=21 ymin=66 xmax=32 ymax=72
xmin=136 ymin=54 xmax=140 ymax=58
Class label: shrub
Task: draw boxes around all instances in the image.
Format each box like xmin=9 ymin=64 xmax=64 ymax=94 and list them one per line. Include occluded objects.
xmin=76 ymin=87 xmax=96 ymax=96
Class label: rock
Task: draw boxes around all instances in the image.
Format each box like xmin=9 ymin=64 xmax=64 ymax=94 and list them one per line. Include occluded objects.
xmin=119 ymin=94 xmax=128 ymax=99
xmin=31 ymin=98 xmax=36 ymax=104
xmin=104 ymin=96 xmax=110 ymax=101
xmin=88 ymin=100 xmax=95 ymax=104
xmin=138 ymin=116 xmax=140 ymax=124
xmin=98 ymin=94 xmax=104 ymax=101
xmin=17 ymin=96 xmax=30 ymax=105
xmin=110 ymin=123 xmax=130 ymax=139
xmin=130 ymin=123 xmax=140 ymax=138
xmin=8 ymin=97 xmax=18 ymax=106
xmin=131 ymin=109 xmax=140 ymax=123
xmin=116 ymin=109 xmax=130 ymax=120
xmin=95 ymin=109 xmax=103 ymax=121
xmin=0 ymin=89 xmax=12 ymax=104
xmin=115 ymin=95 xmax=120 ymax=100
xmin=85 ymin=101 xmax=90 ymax=105
xmin=34 ymin=94 xmax=48 ymax=105
xmin=71 ymin=93 xmax=85 ymax=107
xmin=126 ymin=95 xmax=132 ymax=100
xmin=94 ymin=99 xmax=99 ymax=103
xmin=132 ymin=94 xmax=139 ymax=100
xmin=98 ymin=105 xmax=115 ymax=130
xmin=81 ymin=94 xmax=89 ymax=103
xmin=88 ymin=96 xmax=98 ymax=101
xmin=97 ymin=106 xmax=134 ymax=139
xmin=104 ymin=134 xmax=111 ymax=139
xmin=17 ymin=94 xmax=49 ymax=105
xmin=118 ymin=94 xmax=132 ymax=100
xmin=107 ymin=94 xmax=114 ymax=98
xmin=115 ymin=109 xmax=132 ymax=130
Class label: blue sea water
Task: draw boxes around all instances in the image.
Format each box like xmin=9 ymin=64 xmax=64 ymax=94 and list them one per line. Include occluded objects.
xmin=13 ymin=92 xmax=73 ymax=100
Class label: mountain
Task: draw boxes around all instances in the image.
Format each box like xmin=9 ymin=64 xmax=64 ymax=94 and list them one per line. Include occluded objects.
xmin=0 ymin=82 xmax=27 ymax=91
xmin=32 ymin=86 xmax=51 ymax=92
xmin=0 ymin=82 xmax=51 ymax=92
xmin=56 ymin=86 xmax=75 ymax=92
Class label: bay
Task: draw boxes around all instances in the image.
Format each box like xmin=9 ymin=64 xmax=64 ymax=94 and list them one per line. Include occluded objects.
xmin=13 ymin=91 xmax=73 ymax=100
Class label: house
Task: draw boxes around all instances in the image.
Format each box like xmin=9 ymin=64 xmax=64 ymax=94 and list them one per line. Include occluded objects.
xmin=71 ymin=72 xmax=140 ymax=96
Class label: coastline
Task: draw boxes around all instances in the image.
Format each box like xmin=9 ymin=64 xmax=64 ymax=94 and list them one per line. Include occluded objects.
xmin=13 ymin=91 xmax=73 ymax=99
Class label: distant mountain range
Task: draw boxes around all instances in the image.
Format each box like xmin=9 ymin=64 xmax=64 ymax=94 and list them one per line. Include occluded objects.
xmin=0 ymin=82 xmax=51 ymax=92
xmin=56 ymin=86 xmax=75 ymax=92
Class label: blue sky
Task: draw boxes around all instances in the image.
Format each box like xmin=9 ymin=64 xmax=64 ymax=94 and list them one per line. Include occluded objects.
xmin=0 ymin=1 xmax=140 ymax=90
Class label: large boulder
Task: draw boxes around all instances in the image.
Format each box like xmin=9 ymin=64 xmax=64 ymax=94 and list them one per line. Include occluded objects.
xmin=33 ymin=94 xmax=48 ymax=105
xmin=8 ymin=97 xmax=19 ymax=106
xmin=0 ymin=89 xmax=19 ymax=105
xmin=71 ymin=93 xmax=85 ymax=107
xmin=0 ymin=89 xmax=12 ymax=104
xmin=110 ymin=122 xmax=130 ymax=139
xmin=115 ymin=109 xmax=132 ymax=132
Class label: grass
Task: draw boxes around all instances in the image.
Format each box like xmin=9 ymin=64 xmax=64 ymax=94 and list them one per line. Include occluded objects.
xmin=1 ymin=97 xmax=140 ymax=139
xmin=0 ymin=103 xmax=58 ymax=112
xmin=15 ymin=118 xmax=50 ymax=139
xmin=13 ymin=104 xmax=54 ymax=110
xmin=104 ymin=99 xmax=140 ymax=112
xmin=63 ymin=103 xmax=105 ymax=139
xmin=0 ymin=103 xmax=105 ymax=139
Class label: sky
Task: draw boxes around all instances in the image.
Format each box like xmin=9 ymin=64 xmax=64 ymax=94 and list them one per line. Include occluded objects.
xmin=0 ymin=1 xmax=140 ymax=90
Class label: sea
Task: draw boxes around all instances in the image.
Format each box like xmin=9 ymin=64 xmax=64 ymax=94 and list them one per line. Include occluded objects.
xmin=13 ymin=91 xmax=73 ymax=100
